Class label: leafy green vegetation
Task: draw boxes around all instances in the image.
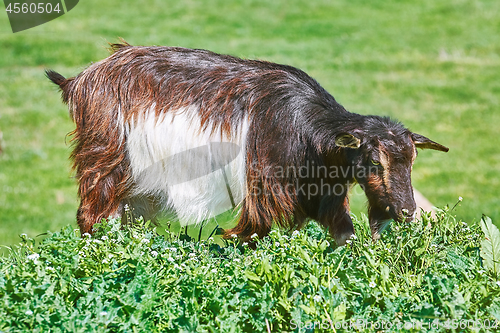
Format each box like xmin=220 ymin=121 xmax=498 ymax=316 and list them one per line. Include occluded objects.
xmin=1 ymin=210 xmax=499 ymax=332
xmin=1 ymin=0 xmax=499 ymax=247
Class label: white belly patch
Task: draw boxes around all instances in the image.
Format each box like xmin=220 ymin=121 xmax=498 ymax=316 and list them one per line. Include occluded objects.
xmin=125 ymin=105 xmax=248 ymax=225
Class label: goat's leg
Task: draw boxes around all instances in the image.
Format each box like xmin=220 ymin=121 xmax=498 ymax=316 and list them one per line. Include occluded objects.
xmin=76 ymin=167 xmax=129 ymax=235
xmin=317 ymin=195 xmax=354 ymax=246
xmin=224 ymin=198 xmax=273 ymax=242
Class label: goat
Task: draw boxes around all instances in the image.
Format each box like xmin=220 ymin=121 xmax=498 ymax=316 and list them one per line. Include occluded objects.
xmin=46 ymin=42 xmax=449 ymax=245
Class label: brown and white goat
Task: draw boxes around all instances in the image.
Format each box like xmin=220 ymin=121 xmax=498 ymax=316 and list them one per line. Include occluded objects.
xmin=47 ymin=42 xmax=448 ymax=245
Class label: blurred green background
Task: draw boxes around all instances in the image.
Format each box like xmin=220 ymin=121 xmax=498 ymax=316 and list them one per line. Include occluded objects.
xmin=0 ymin=0 xmax=499 ymax=247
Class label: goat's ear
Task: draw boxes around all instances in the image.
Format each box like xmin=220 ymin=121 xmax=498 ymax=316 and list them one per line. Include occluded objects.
xmin=411 ymin=133 xmax=449 ymax=152
xmin=335 ymin=133 xmax=361 ymax=149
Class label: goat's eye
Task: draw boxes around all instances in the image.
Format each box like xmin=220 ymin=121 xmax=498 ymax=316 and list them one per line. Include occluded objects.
xmin=371 ymin=159 xmax=380 ymax=166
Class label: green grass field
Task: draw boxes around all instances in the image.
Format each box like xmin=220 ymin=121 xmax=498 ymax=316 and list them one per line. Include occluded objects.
xmin=0 ymin=0 xmax=499 ymax=247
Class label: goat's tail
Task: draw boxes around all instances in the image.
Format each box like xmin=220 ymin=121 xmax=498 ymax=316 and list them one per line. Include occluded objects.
xmin=45 ymin=69 xmax=69 ymax=89
xmin=45 ymin=69 xmax=75 ymax=116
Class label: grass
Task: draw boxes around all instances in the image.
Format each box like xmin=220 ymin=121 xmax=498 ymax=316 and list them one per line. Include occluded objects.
xmin=0 ymin=0 xmax=499 ymax=246
xmin=1 ymin=211 xmax=499 ymax=332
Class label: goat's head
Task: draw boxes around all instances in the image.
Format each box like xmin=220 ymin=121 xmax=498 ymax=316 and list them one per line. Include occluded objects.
xmin=335 ymin=117 xmax=449 ymax=240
